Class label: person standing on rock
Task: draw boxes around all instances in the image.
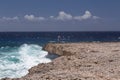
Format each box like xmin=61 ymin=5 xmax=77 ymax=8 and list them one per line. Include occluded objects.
xmin=57 ymin=35 xmax=61 ymax=42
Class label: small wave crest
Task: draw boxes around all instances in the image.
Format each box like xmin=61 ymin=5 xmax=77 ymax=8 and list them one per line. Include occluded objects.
xmin=0 ymin=44 xmax=51 ymax=79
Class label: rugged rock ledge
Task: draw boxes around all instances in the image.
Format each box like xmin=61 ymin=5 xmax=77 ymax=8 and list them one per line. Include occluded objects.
xmin=2 ymin=42 xmax=120 ymax=80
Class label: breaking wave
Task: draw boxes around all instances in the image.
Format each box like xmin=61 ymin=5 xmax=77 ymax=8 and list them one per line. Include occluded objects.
xmin=0 ymin=44 xmax=51 ymax=79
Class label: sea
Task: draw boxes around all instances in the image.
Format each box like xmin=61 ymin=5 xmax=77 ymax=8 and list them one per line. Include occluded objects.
xmin=0 ymin=32 xmax=120 ymax=79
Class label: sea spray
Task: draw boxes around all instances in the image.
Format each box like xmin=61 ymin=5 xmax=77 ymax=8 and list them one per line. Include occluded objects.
xmin=0 ymin=44 xmax=51 ymax=79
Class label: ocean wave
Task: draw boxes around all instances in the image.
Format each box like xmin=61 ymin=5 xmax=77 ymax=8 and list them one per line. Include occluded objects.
xmin=0 ymin=44 xmax=51 ymax=79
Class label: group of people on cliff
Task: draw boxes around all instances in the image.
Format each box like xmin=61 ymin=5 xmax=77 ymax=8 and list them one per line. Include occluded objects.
xmin=57 ymin=35 xmax=70 ymax=43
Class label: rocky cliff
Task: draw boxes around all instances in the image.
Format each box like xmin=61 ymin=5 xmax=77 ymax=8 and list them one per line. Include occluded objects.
xmin=2 ymin=42 xmax=120 ymax=80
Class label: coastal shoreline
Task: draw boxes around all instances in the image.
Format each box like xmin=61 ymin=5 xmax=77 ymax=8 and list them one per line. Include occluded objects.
xmin=2 ymin=42 xmax=120 ymax=80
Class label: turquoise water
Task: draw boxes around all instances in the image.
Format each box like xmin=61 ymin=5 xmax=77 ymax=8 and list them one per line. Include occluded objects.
xmin=0 ymin=44 xmax=51 ymax=78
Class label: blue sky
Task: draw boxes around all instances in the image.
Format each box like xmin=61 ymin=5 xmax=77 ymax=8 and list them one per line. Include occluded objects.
xmin=0 ymin=0 xmax=120 ymax=31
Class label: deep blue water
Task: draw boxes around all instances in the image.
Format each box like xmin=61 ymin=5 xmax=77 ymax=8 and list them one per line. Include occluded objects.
xmin=0 ymin=32 xmax=120 ymax=79
xmin=0 ymin=32 xmax=120 ymax=47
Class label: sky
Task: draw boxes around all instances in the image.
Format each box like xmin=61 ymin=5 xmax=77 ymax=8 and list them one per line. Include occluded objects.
xmin=0 ymin=0 xmax=120 ymax=31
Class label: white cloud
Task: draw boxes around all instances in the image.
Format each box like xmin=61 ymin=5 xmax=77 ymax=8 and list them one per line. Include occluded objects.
xmin=24 ymin=15 xmax=45 ymax=21
xmin=0 ymin=11 xmax=98 ymax=21
xmin=93 ymin=16 xmax=100 ymax=19
xmin=2 ymin=16 xmax=19 ymax=21
xmin=81 ymin=11 xmax=92 ymax=20
xmin=0 ymin=11 xmax=99 ymax=22
xmin=50 ymin=11 xmax=99 ymax=21
xmin=74 ymin=11 xmax=92 ymax=20
xmin=50 ymin=16 xmax=54 ymax=19
xmin=56 ymin=11 xmax=73 ymax=21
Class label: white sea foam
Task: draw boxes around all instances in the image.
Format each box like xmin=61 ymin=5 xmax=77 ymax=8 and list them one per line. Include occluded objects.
xmin=0 ymin=44 xmax=51 ymax=79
